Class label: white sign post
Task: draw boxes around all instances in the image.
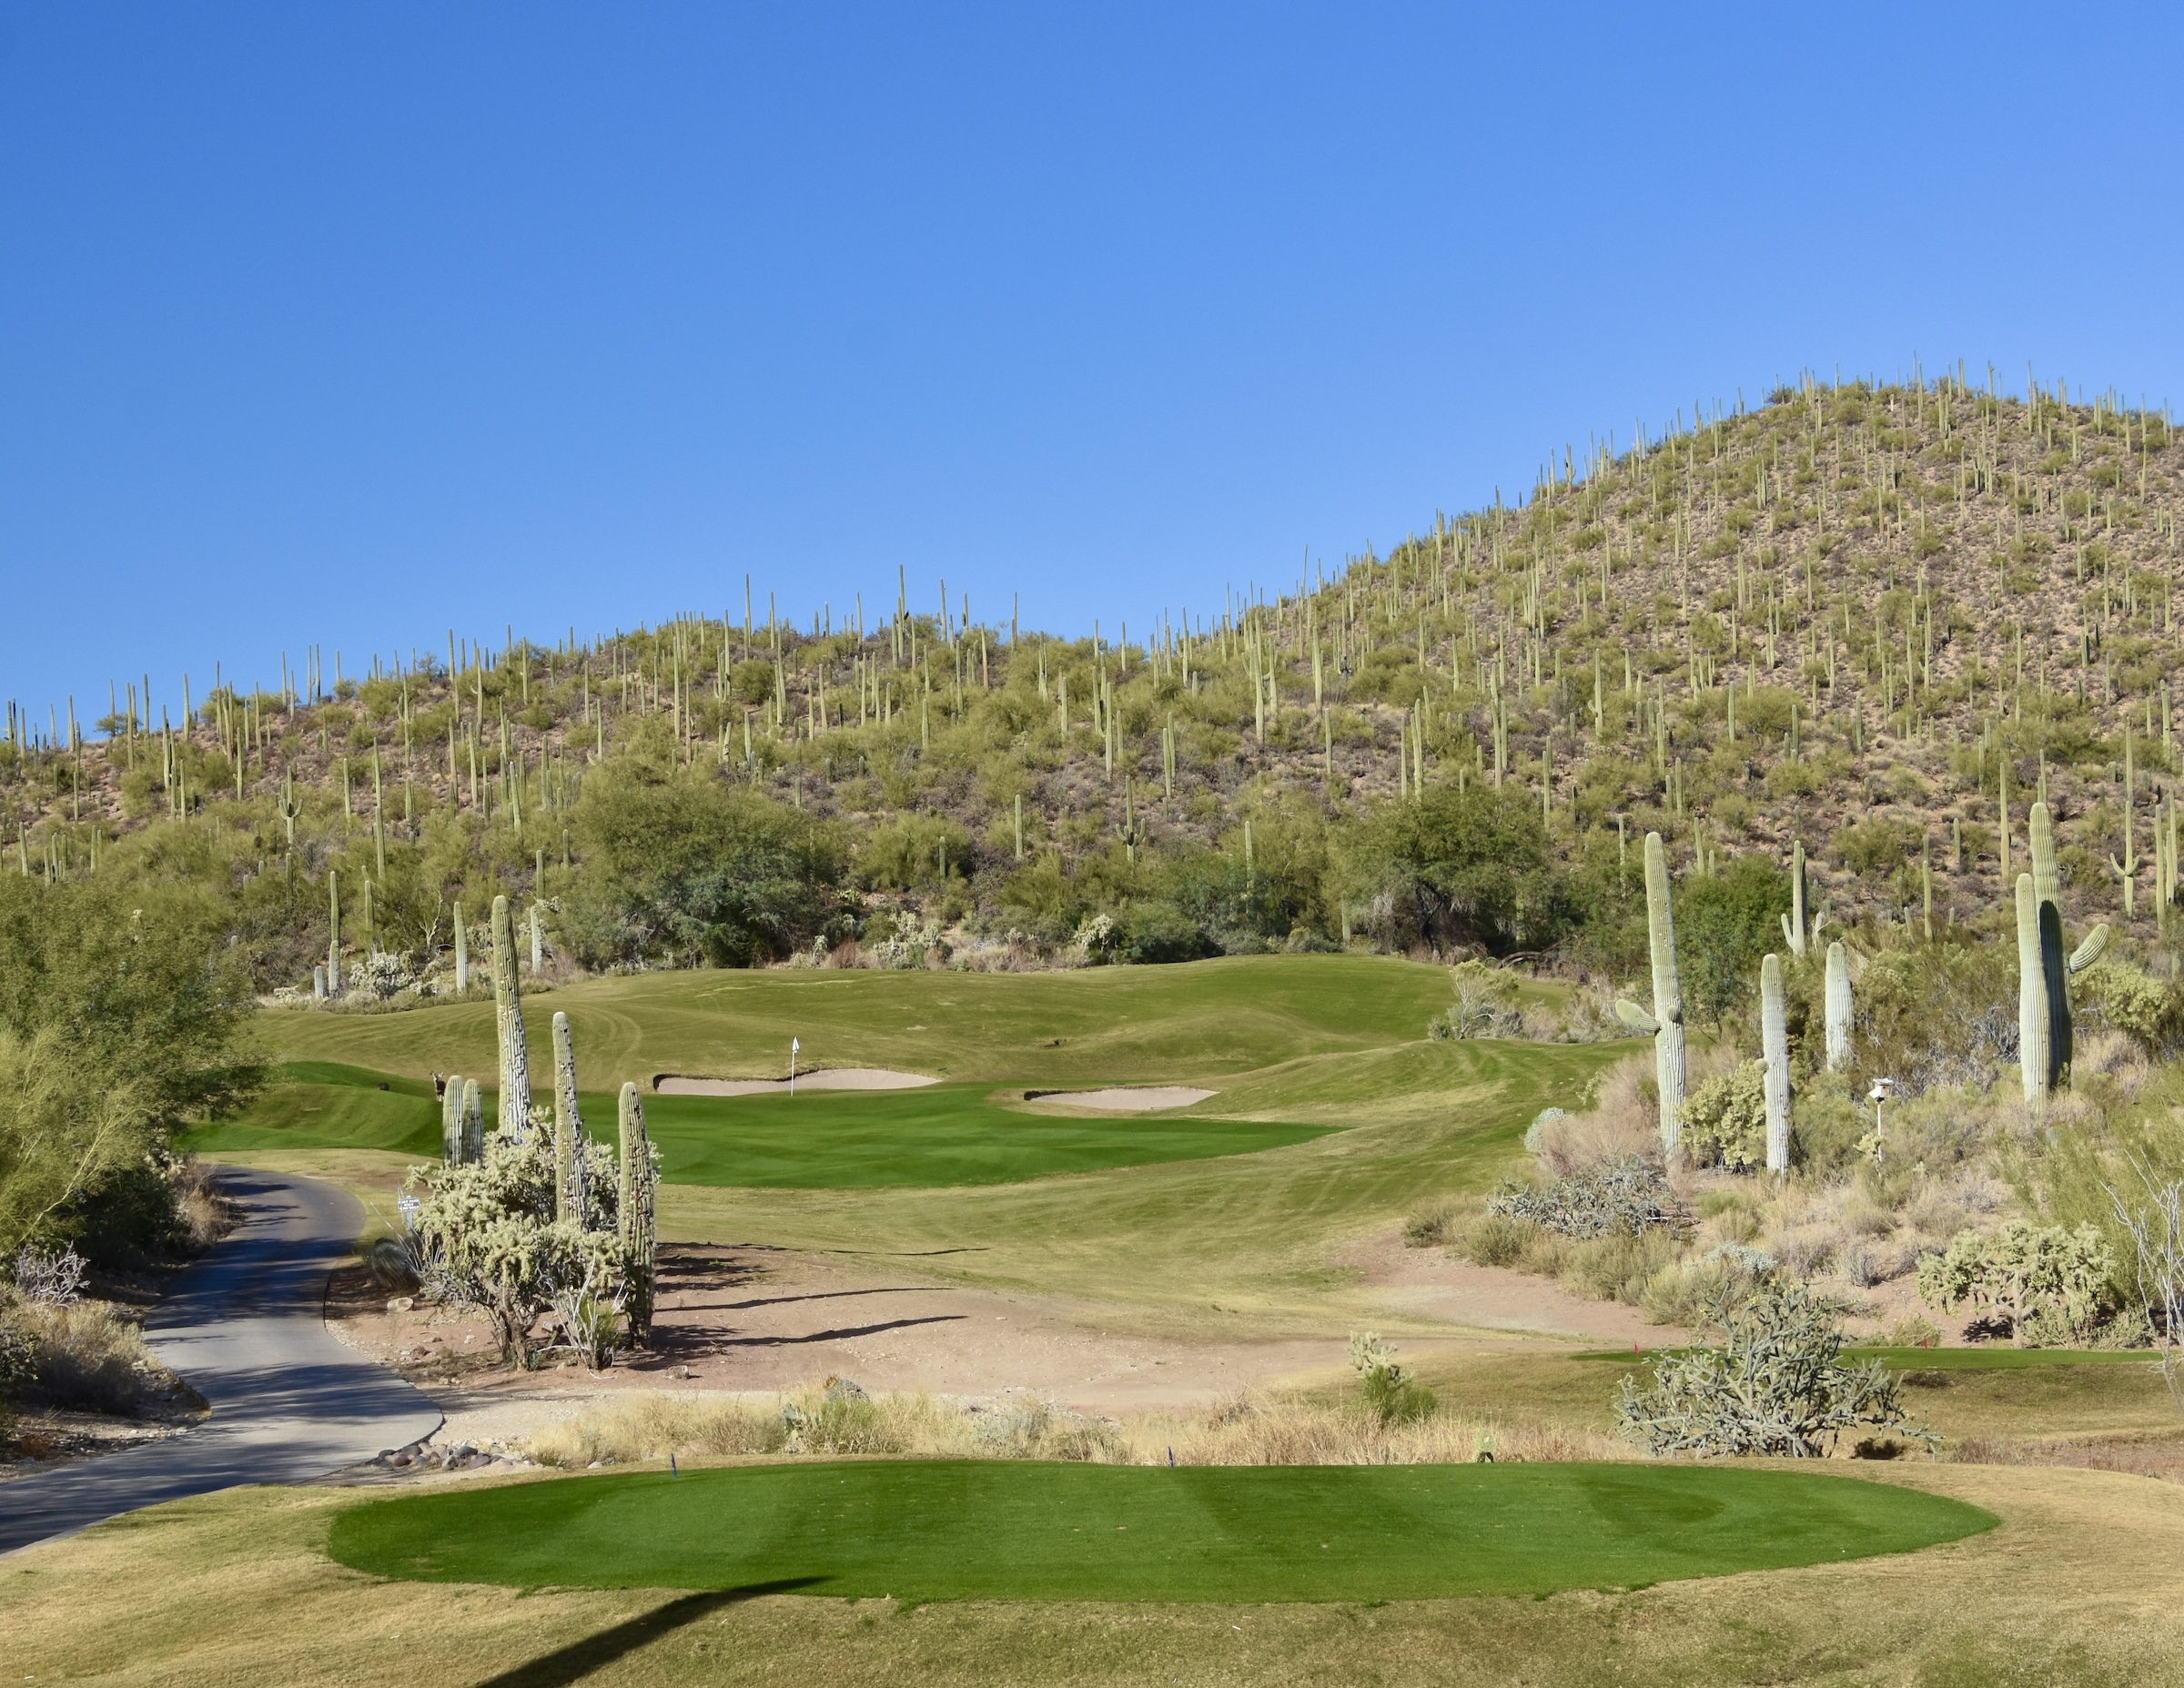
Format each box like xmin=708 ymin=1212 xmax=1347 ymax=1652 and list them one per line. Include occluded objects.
xmin=790 ymin=1037 xmax=800 ymax=1097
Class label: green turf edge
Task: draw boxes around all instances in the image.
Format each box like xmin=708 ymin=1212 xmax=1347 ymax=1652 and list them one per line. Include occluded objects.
xmin=323 ymin=1461 xmax=1998 ymax=1604
xmin=1571 ymin=1347 xmax=2160 ymax=1370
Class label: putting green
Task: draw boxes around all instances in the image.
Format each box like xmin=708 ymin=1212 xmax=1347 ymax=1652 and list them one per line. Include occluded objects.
xmin=181 ymin=1066 xmax=1328 ymax=1188
xmin=326 ymin=1461 xmax=1994 ymax=1602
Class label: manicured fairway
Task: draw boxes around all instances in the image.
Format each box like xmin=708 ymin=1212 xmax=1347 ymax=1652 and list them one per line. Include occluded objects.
xmin=181 ymin=1062 xmax=446 ymax=1156
xmin=183 ymin=1066 xmax=1327 ymax=1188
xmin=640 ymin=1085 xmax=1327 ymax=1188
xmin=326 ymin=1461 xmax=1994 ymax=1602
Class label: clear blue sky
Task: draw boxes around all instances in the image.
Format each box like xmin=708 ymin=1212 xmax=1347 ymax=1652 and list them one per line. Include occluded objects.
xmin=4 ymin=4 xmax=2180 ymax=718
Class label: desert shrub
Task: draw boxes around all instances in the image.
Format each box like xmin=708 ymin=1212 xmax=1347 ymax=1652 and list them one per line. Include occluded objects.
xmin=1615 ymin=1280 xmax=1927 ymax=1457
xmin=1673 ymin=856 xmax=1790 ymax=1025
xmin=1450 ymin=1212 xmax=1538 ymax=1269
xmin=1562 ymin=1228 xmax=1684 ymax=1305
xmin=2076 ymin=958 xmax=2184 ymax=1055
xmin=783 ymin=1379 xmax=913 ymax=1454
xmin=1531 ymin=1056 xmax=1657 ymax=1176
xmin=1833 ymin=816 xmax=1923 ymax=878
xmin=1487 ymin=1157 xmax=1682 ymax=1238
xmin=17 ymin=1299 xmax=158 ymax=1413
xmin=1916 ymin=1221 xmax=2118 ymax=1347
xmin=1400 ymin=1202 xmax=1456 ymax=1248
xmin=1121 ymin=902 xmax=1218 ymax=965
xmin=1790 ymin=1071 xmax=1866 ymax=1173
xmin=1681 ymin=1060 xmax=1768 ymax=1171
xmin=1640 ymin=1242 xmax=1778 ymax=1326
xmin=1429 ymin=961 xmax=1524 ymax=1039
xmin=1348 ymin=1332 xmax=1437 ymax=1426
xmin=13 ymin=1244 xmax=86 ymax=1306
xmin=1846 ymin=941 xmax=2017 ymax=1097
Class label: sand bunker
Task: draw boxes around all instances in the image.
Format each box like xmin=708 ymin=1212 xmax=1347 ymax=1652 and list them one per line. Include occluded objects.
xmin=654 ymin=1067 xmax=939 ymax=1097
xmin=1026 ymin=1086 xmax=1217 ymax=1112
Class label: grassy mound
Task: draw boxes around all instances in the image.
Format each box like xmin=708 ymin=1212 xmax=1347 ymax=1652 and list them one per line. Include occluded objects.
xmin=182 ymin=1066 xmax=1328 ymax=1188
xmin=327 ymin=1461 xmax=1994 ymax=1602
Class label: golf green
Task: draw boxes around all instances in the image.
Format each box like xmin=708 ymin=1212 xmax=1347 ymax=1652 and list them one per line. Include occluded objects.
xmin=326 ymin=1461 xmax=1995 ymax=1602
xmin=181 ymin=1066 xmax=1328 ymax=1188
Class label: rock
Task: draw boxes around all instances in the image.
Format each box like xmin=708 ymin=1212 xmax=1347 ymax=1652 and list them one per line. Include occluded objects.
xmin=388 ymin=1297 xmax=414 ymax=1313
xmin=665 ymin=1364 xmax=693 ymax=1380
xmin=824 ymin=1376 xmax=867 ymax=1404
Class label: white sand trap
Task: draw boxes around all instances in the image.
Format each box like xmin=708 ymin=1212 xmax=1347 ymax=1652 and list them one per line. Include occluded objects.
xmin=654 ymin=1067 xmax=939 ymax=1097
xmin=1028 ymin=1086 xmax=1217 ymax=1112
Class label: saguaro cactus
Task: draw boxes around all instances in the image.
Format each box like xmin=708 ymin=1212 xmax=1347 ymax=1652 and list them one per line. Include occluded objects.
xmin=453 ymin=898 xmax=468 ymax=997
xmin=1614 ymin=833 xmax=1687 ymax=1153
xmin=491 ymin=894 xmax=531 ymax=1137
xmin=461 ymin=1077 xmax=484 ymax=1163
xmin=2017 ymin=803 xmax=2115 ymax=1101
xmin=2017 ymin=874 xmax=2049 ymax=1107
xmin=327 ymin=868 xmax=341 ymax=998
xmin=551 ymin=1010 xmax=583 ymax=1221
xmin=1779 ymin=840 xmax=1809 ymax=957
xmin=441 ymin=1073 xmax=466 ymax=1165
xmin=1761 ymin=953 xmax=1790 ymax=1173
xmin=1823 ymin=940 xmax=1852 ymax=1072
xmin=617 ymin=1082 xmax=657 ymax=1345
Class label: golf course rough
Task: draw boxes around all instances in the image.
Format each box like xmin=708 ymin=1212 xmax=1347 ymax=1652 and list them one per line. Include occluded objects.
xmin=328 ymin=1461 xmax=1996 ymax=1602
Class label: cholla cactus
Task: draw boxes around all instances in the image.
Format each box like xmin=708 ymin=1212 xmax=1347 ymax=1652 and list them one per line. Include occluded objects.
xmin=617 ymin=1082 xmax=657 ymax=1346
xmin=491 ymin=894 xmax=531 ymax=1137
xmin=1760 ymin=953 xmax=1790 ymax=1173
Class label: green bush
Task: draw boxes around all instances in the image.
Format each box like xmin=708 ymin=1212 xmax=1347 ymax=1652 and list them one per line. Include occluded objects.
xmin=1349 ymin=1332 xmax=1436 ymax=1426
xmin=1682 ymin=1060 xmax=1768 ymax=1171
xmin=1916 ymin=1221 xmax=2118 ymax=1347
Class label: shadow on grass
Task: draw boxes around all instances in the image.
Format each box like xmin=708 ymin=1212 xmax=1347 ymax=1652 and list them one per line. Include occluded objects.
xmin=471 ymin=1580 xmax=824 ymax=1687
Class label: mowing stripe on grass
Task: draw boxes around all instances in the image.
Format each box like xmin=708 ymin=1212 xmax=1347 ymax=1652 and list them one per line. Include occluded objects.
xmin=327 ymin=1461 xmax=1995 ymax=1602
xmin=184 ymin=1067 xmax=1330 ymax=1188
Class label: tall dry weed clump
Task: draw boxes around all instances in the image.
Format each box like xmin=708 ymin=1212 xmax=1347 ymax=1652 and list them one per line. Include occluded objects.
xmin=7 ymin=1299 xmax=162 ymax=1413
xmin=523 ymin=1385 xmax=1628 ymax=1469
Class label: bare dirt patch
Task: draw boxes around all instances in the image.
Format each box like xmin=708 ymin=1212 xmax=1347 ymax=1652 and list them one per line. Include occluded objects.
xmin=325 ymin=1245 xmax=1431 ymax=1456
xmin=1343 ymin=1227 xmax=1684 ymax=1346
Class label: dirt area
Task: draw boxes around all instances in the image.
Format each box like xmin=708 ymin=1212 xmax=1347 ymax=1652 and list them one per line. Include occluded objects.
xmin=0 ymin=1403 xmax=202 ymax=1486
xmin=1342 ymin=1228 xmax=1686 ymax=1347
xmin=655 ymin=1067 xmax=936 ymax=1096
xmin=325 ymin=1245 xmax=1425 ymax=1454
xmin=1023 ymin=1086 xmax=1218 ymax=1112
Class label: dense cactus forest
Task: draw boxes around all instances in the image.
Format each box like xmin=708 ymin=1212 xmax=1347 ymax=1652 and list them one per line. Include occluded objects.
xmin=5 ymin=362 xmax=2182 ymax=1007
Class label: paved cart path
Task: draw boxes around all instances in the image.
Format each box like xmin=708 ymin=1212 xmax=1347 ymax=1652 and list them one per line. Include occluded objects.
xmin=0 ymin=1167 xmax=440 ymax=1556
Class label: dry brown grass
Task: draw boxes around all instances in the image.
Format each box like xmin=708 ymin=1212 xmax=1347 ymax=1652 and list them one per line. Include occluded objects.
xmin=14 ymin=1298 xmax=165 ymax=1414
xmin=524 ymin=1384 xmax=1629 ymax=1471
xmin=4 ymin=1463 xmax=2183 ymax=1685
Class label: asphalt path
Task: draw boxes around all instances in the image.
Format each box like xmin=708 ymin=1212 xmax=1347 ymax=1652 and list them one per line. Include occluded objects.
xmin=0 ymin=1167 xmax=441 ymax=1556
